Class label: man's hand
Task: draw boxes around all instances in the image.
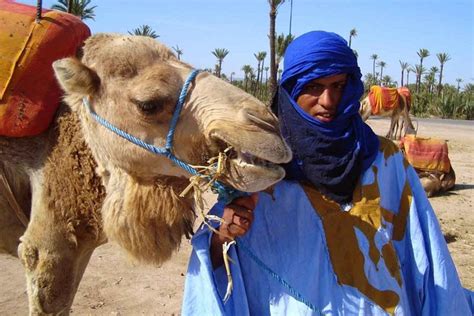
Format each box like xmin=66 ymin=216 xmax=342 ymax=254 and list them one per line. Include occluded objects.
xmin=210 ymin=193 xmax=258 ymax=268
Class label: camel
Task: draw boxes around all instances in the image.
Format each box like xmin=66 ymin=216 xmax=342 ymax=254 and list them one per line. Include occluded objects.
xmin=0 ymin=34 xmax=292 ymax=315
xmin=399 ymin=134 xmax=456 ymax=197
xmin=360 ymin=86 xmax=415 ymax=140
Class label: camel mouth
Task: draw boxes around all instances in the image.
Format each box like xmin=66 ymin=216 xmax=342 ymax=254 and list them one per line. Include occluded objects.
xmin=210 ymin=134 xmax=282 ymax=170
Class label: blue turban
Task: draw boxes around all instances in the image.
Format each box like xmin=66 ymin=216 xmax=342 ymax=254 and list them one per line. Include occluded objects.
xmin=277 ymin=31 xmax=379 ymax=204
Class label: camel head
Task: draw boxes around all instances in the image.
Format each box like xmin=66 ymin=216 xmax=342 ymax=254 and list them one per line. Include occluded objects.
xmin=53 ymin=34 xmax=292 ymax=193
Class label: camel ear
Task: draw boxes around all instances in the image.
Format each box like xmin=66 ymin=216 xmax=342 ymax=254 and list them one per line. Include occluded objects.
xmin=53 ymin=57 xmax=100 ymax=96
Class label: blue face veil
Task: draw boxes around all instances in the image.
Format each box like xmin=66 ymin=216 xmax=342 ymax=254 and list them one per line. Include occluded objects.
xmin=276 ymin=31 xmax=379 ymax=204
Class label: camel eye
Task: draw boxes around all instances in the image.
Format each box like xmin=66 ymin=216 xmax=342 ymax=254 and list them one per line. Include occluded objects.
xmin=131 ymin=98 xmax=164 ymax=115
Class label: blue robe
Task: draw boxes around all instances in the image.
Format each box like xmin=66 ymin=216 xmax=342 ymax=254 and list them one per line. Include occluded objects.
xmin=183 ymin=138 xmax=473 ymax=315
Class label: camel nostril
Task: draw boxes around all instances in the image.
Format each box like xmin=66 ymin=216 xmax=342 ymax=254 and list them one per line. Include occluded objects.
xmin=244 ymin=111 xmax=278 ymax=134
xmin=18 ymin=243 xmax=39 ymax=271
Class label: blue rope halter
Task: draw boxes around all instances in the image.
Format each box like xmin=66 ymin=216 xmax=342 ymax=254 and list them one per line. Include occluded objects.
xmin=82 ymin=69 xmax=243 ymax=203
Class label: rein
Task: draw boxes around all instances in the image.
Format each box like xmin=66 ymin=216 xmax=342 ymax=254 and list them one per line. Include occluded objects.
xmin=82 ymin=69 xmax=242 ymax=203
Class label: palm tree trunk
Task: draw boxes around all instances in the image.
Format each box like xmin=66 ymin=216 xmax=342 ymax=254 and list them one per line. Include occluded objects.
xmin=437 ymin=65 xmax=444 ymax=96
xmin=401 ymin=70 xmax=404 ymax=86
xmin=217 ymin=60 xmax=222 ymax=78
xmin=269 ymin=5 xmax=277 ymax=97
xmin=68 ymin=0 xmax=73 ymax=13
xmin=372 ymin=60 xmax=376 ymax=80
xmin=255 ymin=61 xmax=261 ymax=95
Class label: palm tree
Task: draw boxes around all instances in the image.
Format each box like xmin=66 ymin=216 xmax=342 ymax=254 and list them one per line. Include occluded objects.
xmin=268 ymin=0 xmax=286 ymax=96
xmin=348 ymin=28 xmax=358 ymax=48
xmin=377 ymin=61 xmax=386 ymax=83
xmin=370 ymin=54 xmax=378 ymax=80
xmin=406 ymin=66 xmax=415 ymax=86
xmin=352 ymin=49 xmax=358 ymax=59
xmin=242 ymin=65 xmax=253 ymax=91
xmin=212 ymin=48 xmax=229 ymax=78
xmin=399 ymin=61 xmax=409 ymax=86
xmin=416 ymin=48 xmax=430 ymax=92
xmin=455 ymin=78 xmax=463 ymax=92
xmin=128 ymin=25 xmax=159 ymax=39
xmin=275 ymin=33 xmax=294 ymax=75
xmin=254 ymin=51 xmax=267 ymax=94
xmin=172 ymin=45 xmax=183 ymax=60
xmin=426 ymin=67 xmax=439 ymax=93
xmin=51 ymin=0 xmax=97 ymax=20
xmin=414 ymin=64 xmax=426 ymax=92
xmin=436 ymin=52 xmax=451 ymax=95
xmin=382 ymin=75 xmax=393 ymax=87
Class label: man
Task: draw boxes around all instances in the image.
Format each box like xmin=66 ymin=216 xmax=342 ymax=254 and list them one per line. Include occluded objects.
xmin=182 ymin=31 xmax=473 ymax=315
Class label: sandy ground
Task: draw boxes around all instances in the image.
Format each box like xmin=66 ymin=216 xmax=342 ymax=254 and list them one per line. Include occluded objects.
xmin=1 ymin=117 xmax=473 ymax=315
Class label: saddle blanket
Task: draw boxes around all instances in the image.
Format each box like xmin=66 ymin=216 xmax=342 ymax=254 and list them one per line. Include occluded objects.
xmin=400 ymin=134 xmax=451 ymax=173
xmin=368 ymin=85 xmax=400 ymax=115
xmin=0 ymin=0 xmax=90 ymax=137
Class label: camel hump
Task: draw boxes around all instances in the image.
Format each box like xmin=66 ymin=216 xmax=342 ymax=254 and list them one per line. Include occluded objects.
xmin=0 ymin=1 xmax=90 ymax=137
xmin=368 ymin=85 xmax=400 ymax=115
xmin=397 ymin=86 xmax=412 ymax=110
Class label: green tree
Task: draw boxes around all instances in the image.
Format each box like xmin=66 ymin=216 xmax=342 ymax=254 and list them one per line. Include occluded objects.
xmin=416 ymin=48 xmax=430 ymax=92
xmin=172 ymin=45 xmax=183 ymax=60
xmin=128 ymin=25 xmax=159 ymax=39
xmin=268 ymin=0 xmax=286 ymax=97
xmin=399 ymin=61 xmax=409 ymax=86
xmin=212 ymin=48 xmax=229 ymax=78
xmin=436 ymin=53 xmax=451 ymax=95
xmin=377 ymin=60 xmax=386 ymax=83
xmin=254 ymin=51 xmax=267 ymax=95
xmin=370 ymin=54 xmax=378 ymax=81
xmin=407 ymin=66 xmax=414 ymax=86
xmin=241 ymin=64 xmax=253 ymax=91
xmin=51 ymin=0 xmax=96 ymax=20
xmin=352 ymin=49 xmax=358 ymax=59
xmin=425 ymin=67 xmax=438 ymax=94
xmin=275 ymin=33 xmax=294 ymax=75
xmin=414 ymin=64 xmax=426 ymax=92
xmin=348 ymin=28 xmax=357 ymax=48
xmin=456 ymin=78 xmax=463 ymax=92
xmin=382 ymin=75 xmax=393 ymax=87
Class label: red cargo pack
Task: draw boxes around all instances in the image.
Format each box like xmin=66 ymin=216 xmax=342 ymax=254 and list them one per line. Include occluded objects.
xmin=0 ymin=0 xmax=90 ymax=137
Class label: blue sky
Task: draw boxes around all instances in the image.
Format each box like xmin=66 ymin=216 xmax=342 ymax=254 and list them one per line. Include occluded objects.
xmin=20 ymin=0 xmax=474 ymax=85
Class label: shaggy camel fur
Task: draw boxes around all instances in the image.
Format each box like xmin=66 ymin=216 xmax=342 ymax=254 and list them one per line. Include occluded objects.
xmin=359 ymin=88 xmax=415 ymax=140
xmin=0 ymin=34 xmax=292 ymax=315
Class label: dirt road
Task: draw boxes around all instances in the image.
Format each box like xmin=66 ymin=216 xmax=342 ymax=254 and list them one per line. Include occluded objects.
xmin=1 ymin=117 xmax=472 ymax=315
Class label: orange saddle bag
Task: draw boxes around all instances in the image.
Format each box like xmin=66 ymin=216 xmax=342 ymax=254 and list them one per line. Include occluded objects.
xmin=0 ymin=0 xmax=90 ymax=137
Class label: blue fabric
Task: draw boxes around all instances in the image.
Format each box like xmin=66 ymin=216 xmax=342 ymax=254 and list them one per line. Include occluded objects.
xmin=277 ymin=30 xmax=379 ymax=204
xmin=182 ymin=142 xmax=473 ymax=315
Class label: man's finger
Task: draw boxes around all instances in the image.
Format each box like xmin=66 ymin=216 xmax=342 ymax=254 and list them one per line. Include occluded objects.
xmin=233 ymin=214 xmax=251 ymax=230
xmin=233 ymin=194 xmax=257 ymax=210
xmin=226 ymin=222 xmax=246 ymax=237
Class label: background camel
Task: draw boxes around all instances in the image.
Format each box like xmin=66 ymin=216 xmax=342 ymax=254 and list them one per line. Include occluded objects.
xmin=360 ymin=86 xmax=415 ymax=139
xmin=0 ymin=34 xmax=292 ymax=315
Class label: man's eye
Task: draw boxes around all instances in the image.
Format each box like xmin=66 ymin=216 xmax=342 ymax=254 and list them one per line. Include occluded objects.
xmin=335 ymin=82 xmax=347 ymax=90
xmin=306 ymin=84 xmax=323 ymax=91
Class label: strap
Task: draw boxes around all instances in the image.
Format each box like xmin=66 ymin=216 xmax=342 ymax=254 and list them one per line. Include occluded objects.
xmin=0 ymin=164 xmax=29 ymax=228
